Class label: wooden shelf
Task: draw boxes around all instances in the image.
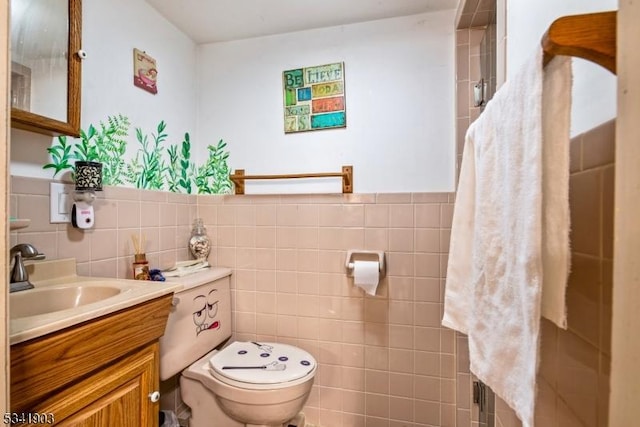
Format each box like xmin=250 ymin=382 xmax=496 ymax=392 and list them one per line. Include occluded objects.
xmin=10 ymin=219 xmax=30 ymax=230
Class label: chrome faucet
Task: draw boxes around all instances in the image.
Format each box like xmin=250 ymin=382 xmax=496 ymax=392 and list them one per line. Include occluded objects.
xmin=10 ymin=243 xmax=45 ymax=293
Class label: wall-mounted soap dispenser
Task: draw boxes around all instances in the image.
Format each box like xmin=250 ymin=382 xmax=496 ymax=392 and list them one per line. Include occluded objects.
xmin=71 ymin=161 xmax=102 ymax=229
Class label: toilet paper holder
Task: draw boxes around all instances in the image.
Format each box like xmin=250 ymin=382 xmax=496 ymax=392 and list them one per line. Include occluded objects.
xmin=345 ymin=250 xmax=386 ymax=279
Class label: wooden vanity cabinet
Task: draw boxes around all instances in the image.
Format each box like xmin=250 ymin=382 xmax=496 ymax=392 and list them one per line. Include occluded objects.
xmin=10 ymin=294 xmax=173 ymax=427
xmin=34 ymin=343 xmax=158 ymax=426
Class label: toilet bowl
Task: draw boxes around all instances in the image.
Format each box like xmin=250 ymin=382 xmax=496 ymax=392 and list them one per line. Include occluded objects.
xmin=181 ymin=341 xmax=316 ymax=427
xmin=159 ymin=269 xmax=316 ymax=427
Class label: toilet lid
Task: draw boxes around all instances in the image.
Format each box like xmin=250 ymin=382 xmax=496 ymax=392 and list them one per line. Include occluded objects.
xmin=209 ymin=341 xmax=316 ymax=385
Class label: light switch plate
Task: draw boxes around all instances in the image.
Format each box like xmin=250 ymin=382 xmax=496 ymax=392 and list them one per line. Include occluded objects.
xmin=50 ymin=182 xmax=73 ymax=223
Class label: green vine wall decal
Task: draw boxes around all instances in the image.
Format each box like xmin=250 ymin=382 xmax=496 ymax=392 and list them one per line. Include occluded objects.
xmin=43 ymin=114 xmax=131 ymax=185
xmin=43 ymin=135 xmax=75 ymax=178
xmin=125 ymin=121 xmax=168 ymax=190
xmin=195 ymin=140 xmax=232 ymax=194
xmin=77 ymin=114 xmax=130 ymax=186
xmin=43 ymin=114 xmax=232 ymax=194
xmin=166 ymin=133 xmax=195 ymax=194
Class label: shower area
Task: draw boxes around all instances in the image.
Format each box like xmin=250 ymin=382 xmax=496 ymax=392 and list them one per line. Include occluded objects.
xmin=455 ymin=1 xmax=498 ymax=425
xmin=477 ymin=13 xmax=497 ymax=110
xmin=455 ymin=1 xmax=614 ymax=426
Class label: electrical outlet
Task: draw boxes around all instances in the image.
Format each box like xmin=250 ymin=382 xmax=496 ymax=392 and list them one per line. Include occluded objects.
xmin=50 ymin=182 xmax=73 ymax=223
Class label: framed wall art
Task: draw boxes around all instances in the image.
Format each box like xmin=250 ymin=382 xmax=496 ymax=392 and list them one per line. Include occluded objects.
xmin=282 ymin=62 xmax=346 ymax=133
xmin=133 ymin=48 xmax=158 ymax=94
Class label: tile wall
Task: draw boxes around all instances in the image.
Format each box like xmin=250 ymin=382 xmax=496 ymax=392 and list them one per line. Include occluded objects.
xmin=563 ymin=120 xmax=614 ymax=427
xmin=455 ymin=25 xmax=487 ymax=427
xmin=10 ymin=178 xmax=197 ymax=278
xmin=197 ymin=192 xmax=457 ymax=427
xmin=455 ymin=27 xmax=484 ymax=177
xmin=10 ymin=182 xmax=458 ymax=427
xmin=495 ymin=120 xmax=615 ymax=427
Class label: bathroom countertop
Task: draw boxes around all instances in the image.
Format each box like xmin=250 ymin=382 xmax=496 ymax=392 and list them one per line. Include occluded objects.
xmin=10 ymin=258 xmax=183 ymax=345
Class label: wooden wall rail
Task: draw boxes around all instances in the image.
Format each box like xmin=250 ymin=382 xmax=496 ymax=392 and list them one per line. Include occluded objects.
xmin=229 ymin=165 xmax=353 ymax=195
xmin=542 ymin=11 xmax=616 ymax=74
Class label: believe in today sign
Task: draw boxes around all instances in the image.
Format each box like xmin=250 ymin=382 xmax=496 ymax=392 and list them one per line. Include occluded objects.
xmin=282 ymin=62 xmax=346 ymax=133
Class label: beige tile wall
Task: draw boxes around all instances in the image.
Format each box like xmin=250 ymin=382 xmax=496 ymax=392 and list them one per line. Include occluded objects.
xmin=456 ymin=27 xmax=485 ymax=181
xmin=10 ymin=181 xmax=457 ymax=427
xmin=10 ymin=177 xmax=197 ymax=278
xmin=197 ymin=192 xmax=456 ymax=427
xmin=455 ymin=25 xmax=486 ymax=427
xmin=489 ymin=121 xmax=615 ymax=427
xmin=533 ymin=120 xmax=614 ymax=427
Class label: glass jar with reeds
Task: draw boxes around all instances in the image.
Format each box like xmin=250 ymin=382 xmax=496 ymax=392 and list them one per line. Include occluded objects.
xmin=131 ymin=234 xmax=150 ymax=280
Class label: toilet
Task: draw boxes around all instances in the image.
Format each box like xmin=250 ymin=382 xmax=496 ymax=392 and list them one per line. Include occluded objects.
xmin=159 ymin=268 xmax=316 ymax=427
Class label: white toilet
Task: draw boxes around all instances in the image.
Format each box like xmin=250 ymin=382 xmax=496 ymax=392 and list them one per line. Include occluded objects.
xmin=159 ymin=268 xmax=316 ymax=427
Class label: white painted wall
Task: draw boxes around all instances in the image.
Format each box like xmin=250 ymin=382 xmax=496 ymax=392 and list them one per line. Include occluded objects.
xmin=195 ymin=11 xmax=456 ymax=193
xmin=506 ymin=0 xmax=617 ymax=136
xmin=11 ymin=0 xmax=198 ymax=179
xmin=12 ymin=6 xmax=456 ymax=194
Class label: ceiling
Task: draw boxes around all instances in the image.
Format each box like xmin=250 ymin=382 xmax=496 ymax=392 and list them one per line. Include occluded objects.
xmin=146 ymin=0 xmax=460 ymax=44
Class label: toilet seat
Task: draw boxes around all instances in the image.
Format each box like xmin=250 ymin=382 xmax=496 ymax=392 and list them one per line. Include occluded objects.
xmin=208 ymin=341 xmax=317 ymax=390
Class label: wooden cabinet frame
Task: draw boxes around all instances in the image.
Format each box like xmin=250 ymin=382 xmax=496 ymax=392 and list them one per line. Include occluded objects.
xmin=10 ymin=0 xmax=82 ymax=137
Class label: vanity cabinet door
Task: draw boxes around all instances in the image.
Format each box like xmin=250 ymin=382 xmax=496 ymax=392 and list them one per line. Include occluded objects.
xmin=32 ymin=343 xmax=160 ymax=427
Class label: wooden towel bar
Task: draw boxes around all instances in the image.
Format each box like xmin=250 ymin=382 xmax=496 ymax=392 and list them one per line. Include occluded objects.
xmin=542 ymin=11 xmax=616 ymax=74
xmin=229 ymin=165 xmax=353 ymax=195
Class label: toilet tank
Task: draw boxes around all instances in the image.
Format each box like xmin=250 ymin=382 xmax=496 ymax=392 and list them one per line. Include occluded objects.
xmin=159 ymin=267 xmax=232 ymax=380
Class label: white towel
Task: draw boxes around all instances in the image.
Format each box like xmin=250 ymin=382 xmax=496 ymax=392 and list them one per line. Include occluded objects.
xmin=442 ymin=48 xmax=571 ymax=427
xmin=163 ymin=260 xmax=211 ymax=277
xmin=540 ymin=54 xmax=572 ymax=328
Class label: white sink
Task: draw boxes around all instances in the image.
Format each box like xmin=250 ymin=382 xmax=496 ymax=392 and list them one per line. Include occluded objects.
xmin=10 ymin=281 xmax=128 ymax=320
xmin=9 ymin=258 xmax=182 ymax=345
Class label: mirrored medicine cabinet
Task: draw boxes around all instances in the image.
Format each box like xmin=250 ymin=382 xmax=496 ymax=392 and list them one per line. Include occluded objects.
xmin=10 ymin=0 xmax=82 ymax=137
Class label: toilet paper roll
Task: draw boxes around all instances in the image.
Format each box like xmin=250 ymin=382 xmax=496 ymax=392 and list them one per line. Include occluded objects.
xmin=353 ymin=260 xmax=380 ymax=296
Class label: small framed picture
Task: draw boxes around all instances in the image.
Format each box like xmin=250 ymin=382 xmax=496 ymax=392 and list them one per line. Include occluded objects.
xmin=133 ymin=48 xmax=158 ymax=94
